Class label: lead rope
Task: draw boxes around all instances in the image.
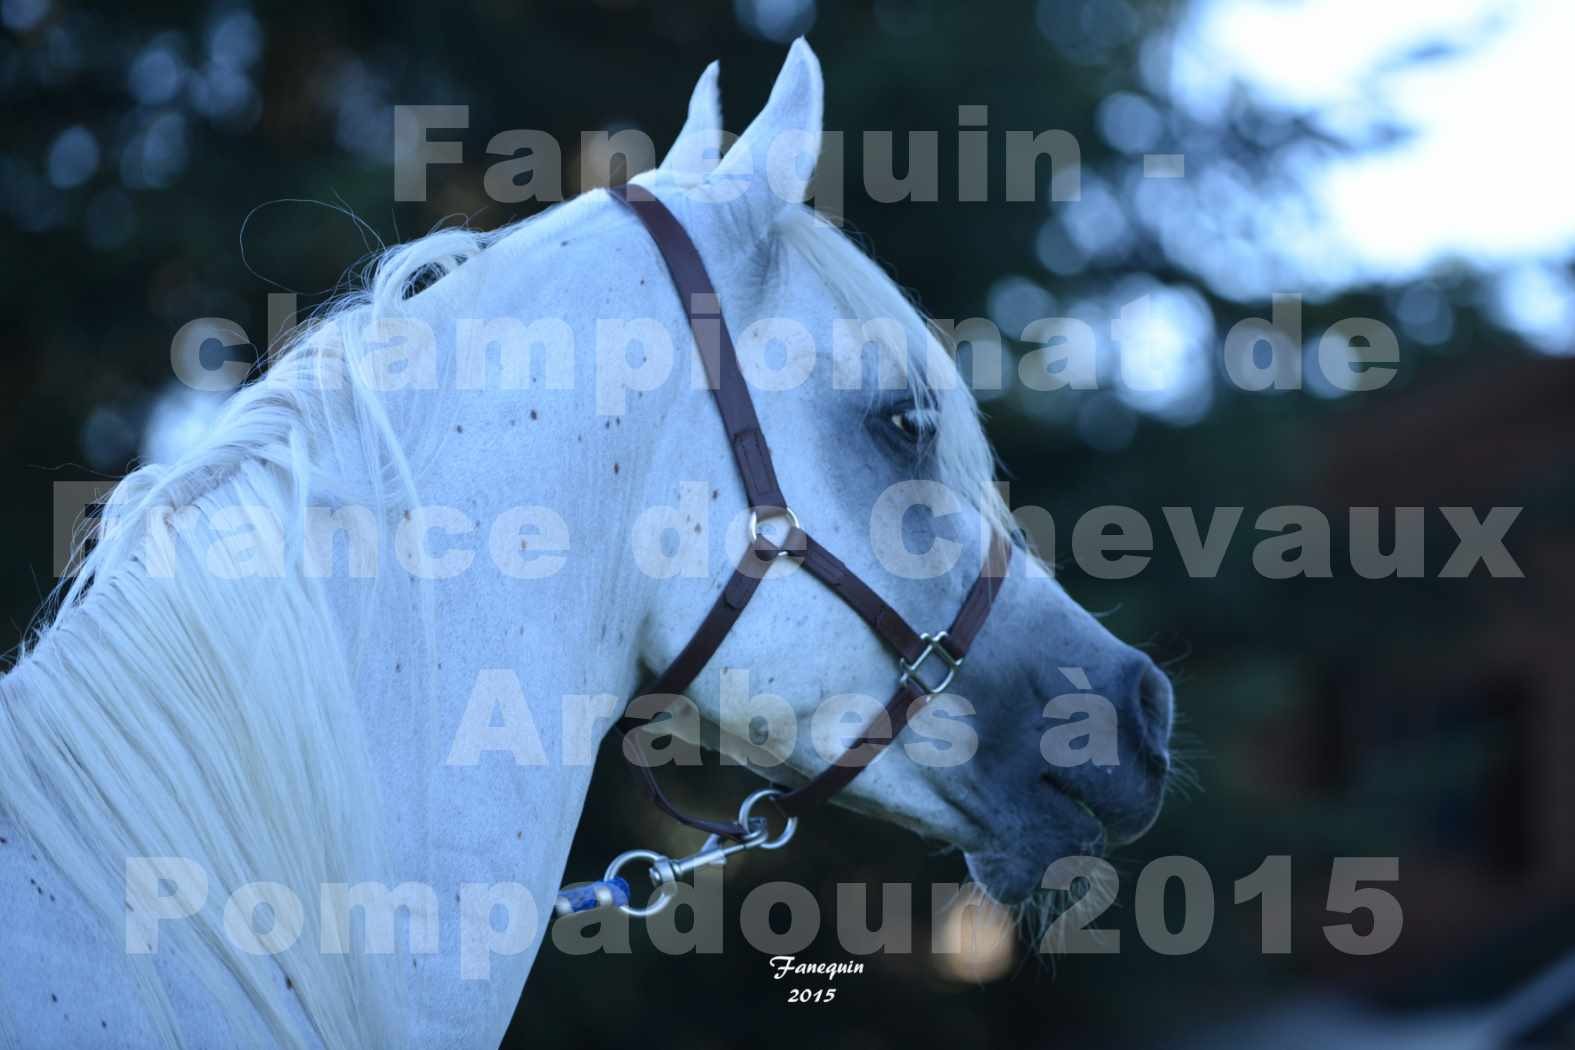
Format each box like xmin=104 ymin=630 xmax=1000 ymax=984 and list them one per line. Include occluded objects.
xmin=555 ymin=789 xmax=796 ymax=919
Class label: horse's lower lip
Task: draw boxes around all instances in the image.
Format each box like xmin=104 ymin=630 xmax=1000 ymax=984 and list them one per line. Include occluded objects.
xmin=965 ymin=799 xmax=1107 ymax=904
xmin=1040 ymin=768 xmax=1163 ymax=846
xmin=1038 ymin=771 xmax=1108 ymax=833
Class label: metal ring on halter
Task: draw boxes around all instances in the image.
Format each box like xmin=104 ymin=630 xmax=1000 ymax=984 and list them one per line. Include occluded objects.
xmin=604 ymin=849 xmax=677 ymax=918
xmin=747 ymin=506 xmax=801 ymax=556
xmin=738 ymin=788 xmax=798 ymax=850
xmin=898 ymin=630 xmax=964 ymax=697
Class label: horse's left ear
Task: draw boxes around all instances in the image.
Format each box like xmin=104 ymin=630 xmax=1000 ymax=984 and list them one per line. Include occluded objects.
xmin=659 ymin=61 xmax=723 ymax=177
xmin=707 ymin=38 xmax=822 ymax=230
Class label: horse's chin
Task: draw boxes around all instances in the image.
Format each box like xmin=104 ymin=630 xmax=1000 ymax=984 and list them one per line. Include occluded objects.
xmin=963 ymin=818 xmax=1108 ymax=905
xmin=963 ymin=850 xmax=1048 ymax=905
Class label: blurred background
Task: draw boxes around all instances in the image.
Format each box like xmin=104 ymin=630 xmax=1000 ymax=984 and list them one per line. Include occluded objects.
xmin=3 ymin=0 xmax=1574 ymax=1046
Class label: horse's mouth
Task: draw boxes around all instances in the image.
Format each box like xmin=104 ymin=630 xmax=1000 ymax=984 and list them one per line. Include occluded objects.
xmin=1039 ymin=750 xmax=1170 ymax=847
xmin=963 ymin=785 xmax=1108 ymax=905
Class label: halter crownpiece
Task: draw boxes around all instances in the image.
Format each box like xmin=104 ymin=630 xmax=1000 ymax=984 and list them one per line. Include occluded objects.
xmin=554 ymin=183 xmax=1012 ymax=919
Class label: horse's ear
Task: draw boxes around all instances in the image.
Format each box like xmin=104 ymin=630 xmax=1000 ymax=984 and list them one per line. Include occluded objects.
xmin=659 ymin=61 xmax=723 ymax=177
xmin=707 ymin=38 xmax=822 ymax=229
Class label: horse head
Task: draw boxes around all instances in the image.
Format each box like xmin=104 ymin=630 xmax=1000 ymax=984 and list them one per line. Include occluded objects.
xmin=622 ymin=40 xmax=1173 ymax=906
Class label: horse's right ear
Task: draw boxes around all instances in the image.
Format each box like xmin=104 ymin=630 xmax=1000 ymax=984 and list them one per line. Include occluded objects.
xmin=704 ymin=38 xmax=822 ymax=234
xmin=659 ymin=61 xmax=723 ymax=178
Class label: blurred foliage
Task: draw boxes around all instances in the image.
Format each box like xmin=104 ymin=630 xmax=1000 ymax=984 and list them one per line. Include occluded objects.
xmin=2 ymin=0 xmax=1572 ymax=1046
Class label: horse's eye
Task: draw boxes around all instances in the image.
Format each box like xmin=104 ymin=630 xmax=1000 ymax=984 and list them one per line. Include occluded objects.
xmin=888 ymin=408 xmax=936 ymax=444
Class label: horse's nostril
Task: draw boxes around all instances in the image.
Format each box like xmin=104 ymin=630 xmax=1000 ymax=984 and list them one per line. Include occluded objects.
xmin=1137 ymin=659 xmax=1174 ymax=744
xmin=1140 ymin=742 xmax=1171 ymax=778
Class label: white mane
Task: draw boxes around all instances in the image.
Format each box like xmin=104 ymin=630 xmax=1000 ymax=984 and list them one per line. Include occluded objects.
xmin=0 ymin=221 xmax=495 ymax=1050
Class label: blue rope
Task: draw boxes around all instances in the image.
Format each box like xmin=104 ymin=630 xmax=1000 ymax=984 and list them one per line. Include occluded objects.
xmin=554 ymin=877 xmax=631 ymax=916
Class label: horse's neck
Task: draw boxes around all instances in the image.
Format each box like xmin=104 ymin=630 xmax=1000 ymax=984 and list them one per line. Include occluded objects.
xmin=309 ymin=219 xmax=693 ymax=1036
xmin=0 ymin=197 xmax=704 ymax=1042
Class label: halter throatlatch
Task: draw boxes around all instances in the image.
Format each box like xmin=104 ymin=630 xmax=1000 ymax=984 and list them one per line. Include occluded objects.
xmin=555 ymin=183 xmax=1011 ymax=919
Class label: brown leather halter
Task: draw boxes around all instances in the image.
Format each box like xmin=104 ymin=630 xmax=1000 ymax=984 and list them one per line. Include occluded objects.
xmin=608 ymin=182 xmax=1012 ymax=843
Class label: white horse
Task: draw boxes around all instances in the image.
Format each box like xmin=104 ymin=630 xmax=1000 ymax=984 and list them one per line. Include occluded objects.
xmin=0 ymin=40 xmax=1172 ymax=1049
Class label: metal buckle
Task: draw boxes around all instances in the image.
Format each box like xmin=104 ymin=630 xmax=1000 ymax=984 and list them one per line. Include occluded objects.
xmin=747 ymin=505 xmax=801 ymax=558
xmin=899 ymin=630 xmax=963 ymax=696
xmin=588 ymin=789 xmax=799 ymax=919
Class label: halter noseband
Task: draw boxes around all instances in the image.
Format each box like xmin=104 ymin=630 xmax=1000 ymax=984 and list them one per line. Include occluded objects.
xmin=555 ymin=183 xmax=1011 ymax=918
